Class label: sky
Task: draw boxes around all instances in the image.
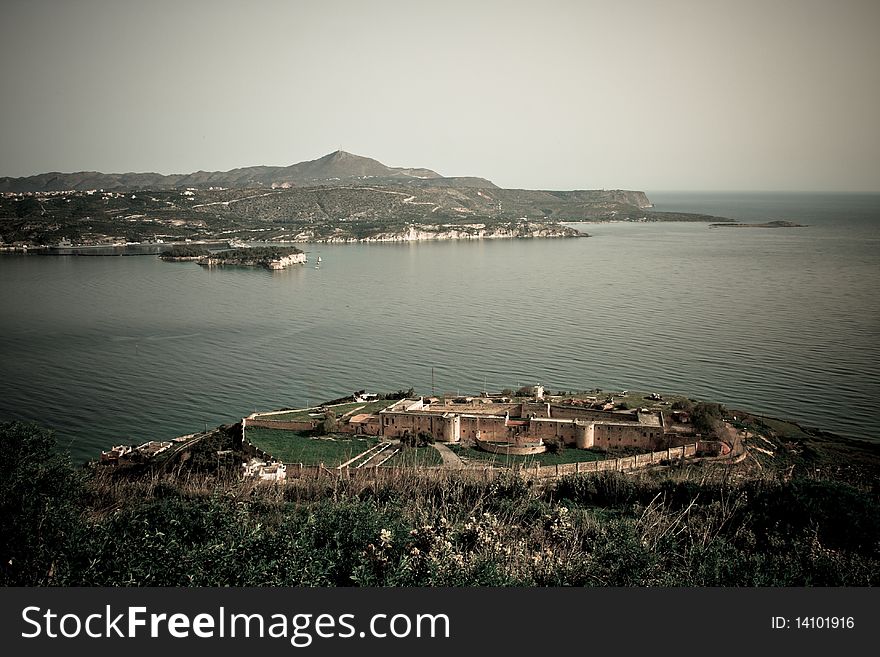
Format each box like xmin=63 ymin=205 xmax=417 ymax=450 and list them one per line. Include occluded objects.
xmin=1 ymin=0 xmax=878 ymax=191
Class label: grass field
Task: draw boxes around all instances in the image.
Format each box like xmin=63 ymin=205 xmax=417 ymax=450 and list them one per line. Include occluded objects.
xmin=246 ymin=427 xmax=378 ymax=466
xmin=254 ymin=399 xmax=394 ymax=423
xmin=754 ymin=416 xmax=812 ymax=441
xmin=450 ymin=444 xmax=609 ymax=468
xmin=381 ymin=445 xmax=444 ymax=467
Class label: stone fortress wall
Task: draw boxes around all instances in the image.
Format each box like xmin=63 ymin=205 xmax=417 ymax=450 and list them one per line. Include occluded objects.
xmin=375 ymin=398 xmax=668 ymax=452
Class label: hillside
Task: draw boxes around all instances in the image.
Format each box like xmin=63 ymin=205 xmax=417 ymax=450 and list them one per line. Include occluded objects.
xmin=0 ymin=150 xmax=448 ymax=193
xmin=0 ymin=151 xmax=727 ymax=246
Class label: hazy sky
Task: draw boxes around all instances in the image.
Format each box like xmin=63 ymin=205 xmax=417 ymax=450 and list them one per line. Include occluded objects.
xmin=2 ymin=0 xmax=878 ymax=191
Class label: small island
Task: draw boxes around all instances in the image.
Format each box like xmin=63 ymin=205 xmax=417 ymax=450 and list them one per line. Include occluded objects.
xmin=197 ymin=245 xmax=306 ymax=270
xmin=709 ymin=220 xmax=805 ymax=229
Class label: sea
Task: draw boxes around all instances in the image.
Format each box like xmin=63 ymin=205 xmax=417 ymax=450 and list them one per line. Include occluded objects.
xmin=1 ymin=192 xmax=878 ymax=461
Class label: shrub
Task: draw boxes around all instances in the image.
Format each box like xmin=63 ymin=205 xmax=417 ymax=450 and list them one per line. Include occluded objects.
xmin=691 ymin=402 xmax=726 ymax=435
xmin=543 ymin=436 xmax=563 ymax=454
xmin=0 ymin=422 xmax=85 ymax=585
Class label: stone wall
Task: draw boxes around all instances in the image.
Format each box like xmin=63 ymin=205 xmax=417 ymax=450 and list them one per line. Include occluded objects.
xmin=523 ymin=443 xmax=699 ymax=479
xmin=380 ymin=412 xmax=458 ymax=441
xmin=273 ymin=443 xmax=703 ymax=483
xmin=527 ymin=418 xmax=583 ymax=444
xmin=380 ymin=405 xmax=666 ymax=452
xmin=460 ymin=416 xmax=511 ymax=442
xmin=345 ymin=418 xmax=382 ymax=436
xmin=546 ymin=405 xmax=628 ymax=422
xmin=593 ymin=423 xmax=664 ymax=450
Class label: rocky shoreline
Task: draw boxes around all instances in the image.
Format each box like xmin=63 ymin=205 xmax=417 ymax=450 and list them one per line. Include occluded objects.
xmin=298 ymin=223 xmax=586 ymax=243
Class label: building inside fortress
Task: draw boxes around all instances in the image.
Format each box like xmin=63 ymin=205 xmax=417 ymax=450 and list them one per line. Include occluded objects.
xmin=347 ymin=396 xmax=669 ymax=452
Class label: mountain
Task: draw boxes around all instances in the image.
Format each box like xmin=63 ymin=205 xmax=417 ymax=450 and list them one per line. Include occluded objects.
xmin=0 ymin=151 xmax=487 ymax=193
xmin=275 ymin=150 xmax=442 ymax=183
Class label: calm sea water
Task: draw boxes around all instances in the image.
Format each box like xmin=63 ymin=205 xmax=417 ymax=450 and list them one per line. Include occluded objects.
xmin=1 ymin=192 xmax=878 ymax=460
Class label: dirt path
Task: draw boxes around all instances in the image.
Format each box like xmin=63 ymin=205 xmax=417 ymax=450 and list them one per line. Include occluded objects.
xmin=432 ymin=442 xmax=464 ymax=469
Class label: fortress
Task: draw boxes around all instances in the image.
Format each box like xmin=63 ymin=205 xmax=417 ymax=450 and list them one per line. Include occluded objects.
xmin=236 ymin=388 xmax=732 ymax=478
xmin=346 ymin=394 xmax=668 ymax=455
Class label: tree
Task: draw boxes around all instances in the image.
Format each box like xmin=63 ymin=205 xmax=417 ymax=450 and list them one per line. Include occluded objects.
xmin=382 ymin=388 xmax=415 ymax=401
xmin=0 ymin=421 xmax=85 ymax=585
xmin=320 ymin=409 xmax=337 ymax=435
xmin=543 ymin=436 xmax=563 ymax=454
xmin=690 ymin=402 xmax=726 ymax=436
xmin=671 ymin=399 xmax=695 ymax=412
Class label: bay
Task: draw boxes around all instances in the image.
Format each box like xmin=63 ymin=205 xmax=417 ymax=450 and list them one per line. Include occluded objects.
xmin=1 ymin=192 xmax=878 ymax=461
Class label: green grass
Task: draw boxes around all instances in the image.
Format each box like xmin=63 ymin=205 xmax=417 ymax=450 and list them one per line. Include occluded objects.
xmin=331 ymin=399 xmax=397 ymax=418
xmin=450 ymin=444 xmax=608 ymax=468
xmin=255 ymin=399 xmax=393 ymax=423
xmin=253 ymin=408 xmax=321 ymax=422
xmin=756 ymin=417 xmax=812 ymax=441
xmin=381 ymin=445 xmax=444 ymax=467
xmin=542 ymin=389 xmax=696 ymax=413
xmin=246 ymin=427 xmax=377 ymax=466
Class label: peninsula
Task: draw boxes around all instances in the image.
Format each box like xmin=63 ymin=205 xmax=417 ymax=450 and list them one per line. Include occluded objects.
xmin=709 ymin=220 xmax=805 ymax=228
xmin=0 ymin=151 xmax=729 ymax=249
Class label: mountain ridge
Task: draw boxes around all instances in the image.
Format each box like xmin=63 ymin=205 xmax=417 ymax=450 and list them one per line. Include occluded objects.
xmin=2 ymin=150 xmax=727 ymax=249
xmin=0 ymin=150 xmax=494 ymax=193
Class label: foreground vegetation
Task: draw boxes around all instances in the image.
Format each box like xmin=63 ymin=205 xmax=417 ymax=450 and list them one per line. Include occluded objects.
xmin=1 ymin=420 xmax=877 ymax=587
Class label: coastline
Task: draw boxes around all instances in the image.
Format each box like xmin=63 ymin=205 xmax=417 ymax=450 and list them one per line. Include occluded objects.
xmin=709 ymin=220 xmax=806 ymax=229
